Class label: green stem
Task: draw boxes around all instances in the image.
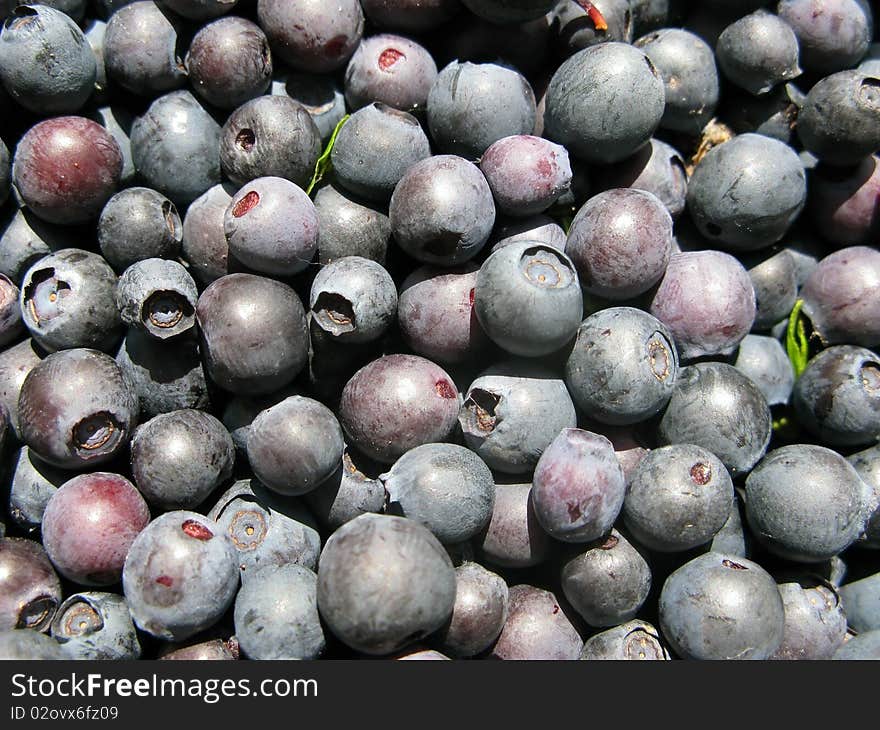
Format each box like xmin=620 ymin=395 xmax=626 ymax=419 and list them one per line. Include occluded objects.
xmin=785 ymin=298 xmax=809 ymax=378
xmin=306 ymin=115 xmax=350 ymax=196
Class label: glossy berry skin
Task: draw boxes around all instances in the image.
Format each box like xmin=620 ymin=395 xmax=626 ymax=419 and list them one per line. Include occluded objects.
xmin=397 ymin=264 xmax=489 ymax=365
xmin=800 ymin=247 xmax=880 ymax=347
xmin=798 ymin=71 xmax=880 ymax=167
xmin=20 ymin=249 xmax=121 ymax=354
xmin=130 ymin=91 xmax=222 ymax=207
xmin=544 ymin=42 xmax=665 ymax=164
xmin=624 ymin=445 xmax=733 ymax=553
xmin=531 ymin=429 xmax=625 ymax=544
xmin=51 ymin=592 xmax=140 ymax=660
xmin=332 ymin=104 xmax=431 ymax=203
xmin=491 ymin=216 xmax=567 ymax=252
xmin=580 ymin=620 xmax=670 ymax=660
xmin=776 ymin=0 xmax=873 ymax=75
xmin=131 ymin=410 xmax=234 ymax=511
xmin=0 ymin=338 xmax=42 ymax=439
xmin=0 ymin=538 xmax=61 ymax=633
xmin=117 ymin=259 xmax=198 ymax=341
xmin=490 ymin=585 xmax=583 ymax=661
xmin=247 ymin=396 xmax=344 ymax=497
xmin=181 ymin=184 xmax=236 ymax=286
xmin=634 ymin=28 xmax=718 ymax=134
xmin=382 ymin=443 xmax=495 ymax=545
xmin=427 ymin=61 xmax=536 ymax=160
xmin=122 ymin=511 xmax=239 ymax=642
xmin=733 ymin=334 xmax=794 ymax=407
xmin=314 ymin=184 xmax=391 ymax=266
xmin=565 ymin=308 xmax=678 ymax=425
xmin=687 ymin=134 xmax=806 ymax=250
xmin=0 ymin=5 xmax=96 ymax=114
xmin=115 ymin=330 xmax=210 ymax=419
xmin=650 ymin=250 xmax=756 ymax=360
xmin=220 ymin=384 xmax=300 ymax=456
xmin=657 ymin=362 xmax=771 ymax=478
xmin=257 ymin=0 xmax=364 ymax=74
xmin=566 ymin=189 xmax=672 ymax=300
xmin=103 ymin=1 xmax=186 ymax=96
xmin=460 ymin=362 xmax=577 ymax=474
xmin=158 ymin=0 xmax=237 ymax=19
xmin=224 ymin=177 xmax=318 ymax=276
xmin=18 ymin=348 xmax=138 ymax=470
xmin=345 ymin=34 xmax=438 ymax=112
xmin=474 ymin=242 xmax=582 ymax=358
xmin=437 ymin=562 xmax=508 ymax=658
xmin=93 ymin=104 xmax=135 ymax=187
xmin=41 ymin=472 xmax=150 ymax=586
xmin=339 ymin=354 xmax=460 ymax=464
xmin=561 ymin=530 xmax=652 ymax=628
xmin=716 ymin=11 xmax=801 ymax=96
xmin=309 ymin=256 xmax=397 ymax=344
xmin=390 ymin=155 xmax=496 ymax=266
xmin=186 ymin=17 xmax=271 ymax=110
xmin=771 ymin=580 xmax=847 ymax=660
xmin=220 ymin=96 xmax=322 ymax=189
xmin=659 ymin=552 xmax=785 ymax=660
xmin=744 ymin=445 xmax=869 ymax=563
xmin=234 ymin=564 xmax=324 ymax=660
xmin=208 ymin=479 xmax=321 ymax=578
xmin=304 ymin=449 xmax=386 ymax=531
xmin=0 ymin=629 xmax=65 ymax=659
xmin=600 ymin=138 xmax=687 ymax=220
xmin=196 ymin=273 xmax=310 ymax=396
xmin=792 ymin=346 xmax=880 ymax=448
xmin=13 ymin=117 xmax=123 ymax=225
xmin=98 ymin=188 xmax=182 ymax=272
xmin=809 ymin=156 xmax=880 ymax=247
xmin=316 ymin=513 xmax=457 ymax=656
xmin=7 ymin=446 xmax=67 ymax=535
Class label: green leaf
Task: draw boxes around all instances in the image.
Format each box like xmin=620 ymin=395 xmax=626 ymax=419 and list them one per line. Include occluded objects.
xmin=306 ymin=114 xmax=350 ymax=197
xmin=785 ymin=298 xmax=809 ymax=378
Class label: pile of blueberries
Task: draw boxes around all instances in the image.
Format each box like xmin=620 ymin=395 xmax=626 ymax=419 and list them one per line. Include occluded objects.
xmin=0 ymin=0 xmax=878 ymax=662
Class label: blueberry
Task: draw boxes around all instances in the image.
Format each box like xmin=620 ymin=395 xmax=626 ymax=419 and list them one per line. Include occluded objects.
xmin=777 ymin=0 xmax=873 ymax=75
xmin=304 ymin=448 xmax=386 ymax=531
xmin=461 ymin=0 xmax=553 ymax=23
xmin=220 ymin=96 xmax=322 ymax=189
xmin=474 ymin=242 xmax=582 ymax=357
xmin=234 ymin=564 xmax=324 ymax=660
xmin=580 ymin=620 xmax=671 ymax=660
xmin=130 ymin=90 xmax=221 ymax=207
xmin=809 ymin=156 xmax=880 ymax=247
xmin=19 ymin=0 xmax=87 ymax=22
xmin=721 ymin=83 xmax=802 ymax=144
xmin=278 ymin=72 xmax=347 ymax=141
xmin=7 ymin=446 xmax=67 ymax=535
xmin=839 ymin=572 xmax=880 ymax=633
xmin=115 ymin=329 xmax=210 ymax=419
xmin=316 ymin=513 xmax=457 ymax=655
xmin=624 ymin=444 xmax=733 ymax=553
xmin=657 ymin=362 xmax=771 ymax=477
xmin=195 ymin=273 xmax=309 ymax=395
xmin=390 ymin=155 xmax=496 ymax=266
xmin=798 ymin=71 xmax=880 ymax=167
xmin=51 ymin=592 xmax=141 ymax=660
xmin=800 ymin=247 xmax=880 ymax=348
xmin=0 ymin=537 xmax=61 ymax=633
xmin=0 ymin=5 xmax=96 ymax=114
xmin=732 ymin=334 xmax=795 ymax=407
xmin=257 ymin=0 xmax=364 ymax=74
xmin=314 ymin=184 xmax=391 ymax=266
xmin=208 ymin=478 xmax=321 ymax=577
xmin=181 ymin=183 xmax=238 ymax=287
xmin=490 ymin=584 xmax=583 ymax=660
xmin=122 ymin=511 xmax=239 ymax=642
xmin=772 ymin=578 xmax=848 ymax=658
xmin=103 ymin=1 xmax=186 ymax=96
xmin=0 ymin=210 xmax=71 ymax=286
xmin=476 ymin=482 xmax=553 ymax=568
xmin=744 ymin=444 xmax=869 ymax=563
xmin=0 ymin=628 xmax=65 ymax=659
xmin=544 ymin=42 xmax=665 ymax=164
xmin=13 ymin=116 xmax=123 ymax=225
xmin=561 ymin=530 xmax=652 ymax=627
xmin=427 ymin=61 xmax=537 ymax=160
xmin=220 ymin=383 xmax=300 ymax=457
xmin=553 ymin=0 xmax=635 ymax=57
xmin=832 ymin=630 xmax=880 ymax=660
xmin=157 ymin=0 xmax=237 ymax=20
xmin=344 ymin=33 xmax=438 ymax=112
xmin=339 ymin=354 xmax=461 ymax=464
xmin=460 ymin=361 xmax=577 ymax=474
xmin=686 ymin=134 xmax=806 ymax=250
xmin=92 ymin=104 xmax=135 ymax=187
xmin=0 ymin=338 xmax=42 ymax=438
xmin=224 ymin=177 xmax=318 ymax=276
xmin=116 ymin=259 xmax=197 ymax=343
xmin=490 ymin=215 xmax=567 ymax=252
xmin=360 ymin=0 xmax=461 ymax=32
xmin=634 ymin=28 xmax=718 ymax=134
xmin=659 ymin=552 xmax=785 ymax=660
xmin=247 ymin=395 xmax=344 ymax=496
xmin=0 ymin=273 xmax=22 ymax=347
xmin=18 ymin=348 xmax=138 ymax=470
xmin=716 ymin=10 xmax=801 ymax=96
xmin=847 ymin=444 xmax=880 ymax=548
xmin=159 ymin=638 xmax=239 ymax=660
xmin=746 ymin=248 xmax=798 ymax=332
xmin=98 ymin=188 xmax=182 ymax=272
xmin=629 ymin=0 xmax=681 ymax=36
xmin=436 ymin=562 xmax=508 ymax=658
